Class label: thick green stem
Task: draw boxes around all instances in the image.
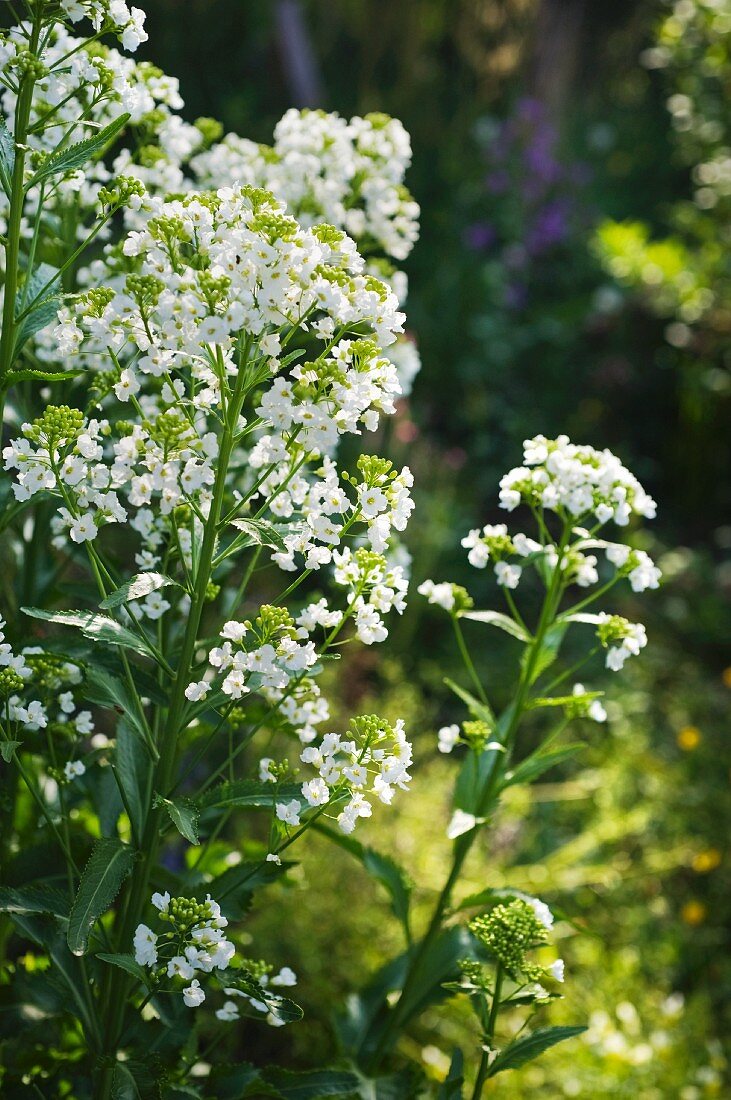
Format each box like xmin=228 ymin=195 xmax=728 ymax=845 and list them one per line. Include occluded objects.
xmin=96 ymin=363 xmax=249 ymax=1097
xmin=472 ymin=964 xmax=503 ymax=1100
xmin=0 ymin=16 xmax=42 ymax=433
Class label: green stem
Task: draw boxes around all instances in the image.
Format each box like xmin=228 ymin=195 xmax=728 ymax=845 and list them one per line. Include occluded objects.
xmin=472 ymin=964 xmax=503 ymax=1099
xmin=366 ymin=526 xmax=571 ymax=1071
xmin=0 ymin=13 xmax=42 ymax=431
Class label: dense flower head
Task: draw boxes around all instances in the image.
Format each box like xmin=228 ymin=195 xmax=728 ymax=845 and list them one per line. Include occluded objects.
xmin=470 ymin=898 xmax=550 ymax=978
xmin=264 ymin=713 xmax=414 ymax=835
xmin=499 ymin=434 xmax=657 ymax=525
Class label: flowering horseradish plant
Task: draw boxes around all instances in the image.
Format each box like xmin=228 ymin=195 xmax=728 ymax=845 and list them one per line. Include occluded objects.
xmin=0 ymin=5 xmax=662 ymax=1100
xmin=334 ymin=435 xmax=661 ymax=1094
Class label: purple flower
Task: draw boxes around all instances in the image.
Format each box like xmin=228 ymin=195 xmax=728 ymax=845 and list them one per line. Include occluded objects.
xmin=464 ymin=221 xmax=497 ymax=251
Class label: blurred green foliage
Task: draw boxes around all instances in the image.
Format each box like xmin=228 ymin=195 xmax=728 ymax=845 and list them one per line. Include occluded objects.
xmin=127 ymin=0 xmax=730 ymax=1093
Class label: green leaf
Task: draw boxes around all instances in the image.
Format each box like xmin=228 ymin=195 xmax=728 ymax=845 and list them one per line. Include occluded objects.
xmin=157 ymin=796 xmax=199 ymax=844
xmin=316 ymin=825 xmax=411 ymax=938
xmin=67 ymin=838 xmax=136 ymax=955
xmin=96 ymin=952 xmax=149 ymax=986
xmin=115 ymin=717 xmax=151 ymax=841
xmin=206 ymin=1063 xmax=270 ymax=1100
xmin=0 ymin=883 xmax=70 ymax=919
xmin=264 ymin=1068 xmax=361 ymax=1099
xmin=100 ymin=572 xmax=179 ymax=609
xmin=487 ymin=1025 xmax=587 ymax=1076
xmin=454 ymin=885 xmax=548 ymax=914
xmin=27 ymin=113 xmax=131 ymax=187
xmin=459 ymin=609 xmax=531 ymax=642
xmin=437 ymin=1049 xmax=464 ymax=1099
xmin=3 ymin=365 xmax=85 ymax=386
xmin=0 ymin=739 xmax=21 ymax=762
xmin=523 ymin=623 xmax=568 ymax=685
xmin=0 ymin=117 xmax=14 ymax=195
xmin=111 ymin=1063 xmax=142 ymax=1100
xmin=85 ymin=666 xmax=152 ymax=750
xmin=199 ymin=779 xmax=300 ymax=810
xmin=13 ymin=263 xmax=62 ymax=353
xmin=229 ymin=517 xmax=287 ymax=552
xmin=443 ymin=677 xmax=495 ymax=728
xmin=22 ymin=606 xmax=153 ymax=659
xmin=503 ymin=744 xmax=584 ymax=788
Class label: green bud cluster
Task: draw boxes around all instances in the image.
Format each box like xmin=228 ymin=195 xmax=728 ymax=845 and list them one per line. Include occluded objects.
xmin=194 ymin=117 xmax=224 ymax=147
xmin=352 ymin=550 xmax=385 ymax=581
xmin=146 ymin=410 xmax=193 ymax=452
xmin=363 ymin=274 xmax=389 ymax=301
xmin=356 ymin=453 xmax=395 ymax=487
xmin=450 ymin=585 xmax=474 ymax=614
xmin=240 ymin=186 xmax=279 ymax=213
xmin=252 ymin=605 xmax=296 ymax=643
xmin=27 ymin=406 xmax=84 ymax=449
xmin=84 ymin=287 xmax=115 ymax=317
xmin=0 ymin=668 xmax=25 ymax=697
xmin=470 ymin=900 xmax=549 ymax=977
xmin=163 ymin=896 xmax=213 ymax=928
xmin=126 ymin=273 xmax=165 ymax=308
xmin=204 ymin=581 xmax=220 ymax=603
xmin=196 ymin=269 xmax=231 ymax=310
xmin=23 ymin=653 xmax=72 ymax=691
xmin=597 ymin=614 xmax=632 ymax=647
xmin=461 ymin=719 xmax=491 ymax=752
xmin=98 ymin=175 xmax=145 ymax=210
xmin=311 ymin=223 xmax=347 ymax=247
xmin=350 ymin=713 xmax=392 ymax=747
xmin=250 ymin=212 xmax=299 ymax=243
xmin=13 ymin=49 xmax=48 ymax=80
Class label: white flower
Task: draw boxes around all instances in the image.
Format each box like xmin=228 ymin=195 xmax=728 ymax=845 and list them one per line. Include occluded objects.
xmin=184 ymin=680 xmax=210 ymax=702
xmin=133 ymin=923 xmax=158 ymax=967
xmin=494 ymin=561 xmax=521 ymax=589
xmin=182 ymin=979 xmax=205 ymax=1007
xmin=151 ymin=891 xmax=171 ymax=913
xmin=446 ymin=809 xmax=477 ymax=840
xmin=69 ymin=515 xmax=98 ymax=543
xmin=437 ymin=724 xmax=460 ymax=754
xmin=527 ymin=897 xmax=554 ymax=930
xmin=418 ymin=579 xmax=455 ymax=611
xmin=270 ymin=966 xmax=297 ymax=987
xmin=167 ymin=955 xmax=195 ymax=980
xmin=276 ymin=799 xmax=301 ymax=827
xmin=216 ymin=1000 xmax=240 ymax=1021
xmin=549 ymin=958 xmax=565 ymax=982
xmin=64 ymin=760 xmax=86 ymax=781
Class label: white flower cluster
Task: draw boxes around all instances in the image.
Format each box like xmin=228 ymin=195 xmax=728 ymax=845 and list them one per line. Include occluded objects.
xmin=268 ymin=713 xmax=413 ymax=835
xmin=132 ymin=891 xmax=298 ymax=1026
xmin=59 ymin=0 xmax=147 ymax=51
xmin=133 ymin=892 xmax=235 ymax=1008
xmin=499 ymin=434 xmax=657 ymax=524
xmin=185 ymin=607 xmax=317 ymax=705
xmin=595 ymin=613 xmax=648 ymax=672
xmin=191 ymin=108 xmax=420 ymax=263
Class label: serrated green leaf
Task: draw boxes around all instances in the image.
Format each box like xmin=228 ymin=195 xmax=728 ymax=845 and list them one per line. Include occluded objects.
xmin=27 ymin=112 xmax=130 ymax=187
xmin=67 ymin=838 xmax=136 ymax=955
xmin=157 ymin=796 xmax=199 ymax=844
xmin=459 ymin=609 xmax=531 ymax=642
xmin=115 ymin=716 xmax=151 ymax=841
xmin=316 ymin=824 xmax=411 ymax=939
xmin=13 ymin=265 xmax=62 ymax=354
xmin=0 ymin=883 xmax=70 ymax=918
xmin=85 ymin=666 xmax=153 ymax=752
xmin=22 ymin=606 xmax=154 ymax=658
xmin=3 ymin=365 xmax=85 ymax=386
xmin=229 ymin=517 xmax=287 ymax=552
xmin=199 ymin=779 xmax=300 ymax=810
xmin=100 ymin=571 xmax=179 ymax=609
xmin=503 ymin=744 xmax=584 ymax=788
xmin=487 ymin=1025 xmax=587 ymax=1076
xmin=263 ymin=1068 xmax=361 ymax=1099
xmin=96 ymin=952 xmax=149 ymax=986
xmin=111 ymin=1063 xmax=141 ymax=1100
